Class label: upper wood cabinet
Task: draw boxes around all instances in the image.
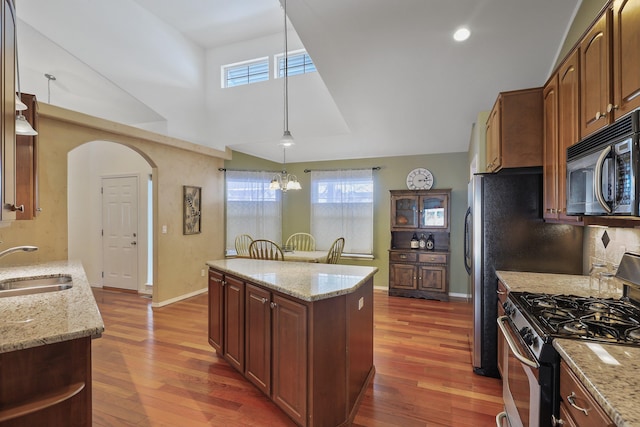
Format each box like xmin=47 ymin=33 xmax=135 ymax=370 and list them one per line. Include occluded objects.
xmin=544 ymin=50 xmax=582 ymax=223
xmin=390 ymin=190 xmax=450 ymax=231
xmin=612 ymin=0 xmax=640 ymax=118
xmin=485 ymin=88 xmax=543 ymax=173
xmin=579 ymin=10 xmax=611 ymax=137
xmin=16 ymin=93 xmax=38 ymax=220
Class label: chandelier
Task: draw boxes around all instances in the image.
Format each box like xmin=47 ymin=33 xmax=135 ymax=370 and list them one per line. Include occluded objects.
xmin=270 ymin=142 xmax=301 ymax=192
xmin=269 ymin=0 xmax=300 ymax=192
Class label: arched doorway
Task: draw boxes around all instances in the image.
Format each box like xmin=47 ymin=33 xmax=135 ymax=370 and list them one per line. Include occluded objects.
xmin=68 ymin=140 xmax=154 ymax=294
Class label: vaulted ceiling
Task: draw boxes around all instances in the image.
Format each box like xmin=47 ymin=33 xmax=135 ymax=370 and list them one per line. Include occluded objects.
xmin=16 ymin=0 xmax=581 ymax=162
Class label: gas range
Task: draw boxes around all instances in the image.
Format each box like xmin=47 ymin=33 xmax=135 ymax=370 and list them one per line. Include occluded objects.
xmin=511 ymin=292 xmax=640 ymax=346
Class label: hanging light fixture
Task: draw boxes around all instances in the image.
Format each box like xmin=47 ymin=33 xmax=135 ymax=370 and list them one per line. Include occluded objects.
xmin=270 ymin=143 xmax=301 ymax=192
xmin=12 ymin=2 xmax=37 ymax=136
xmin=269 ymin=0 xmax=300 ymax=192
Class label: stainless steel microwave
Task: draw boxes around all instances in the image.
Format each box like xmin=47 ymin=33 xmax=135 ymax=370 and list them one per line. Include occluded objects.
xmin=566 ymin=110 xmax=640 ymax=216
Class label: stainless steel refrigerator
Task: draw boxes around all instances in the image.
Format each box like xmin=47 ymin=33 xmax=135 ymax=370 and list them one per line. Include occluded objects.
xmin=464 ymin=168 xmax=583 ymax=378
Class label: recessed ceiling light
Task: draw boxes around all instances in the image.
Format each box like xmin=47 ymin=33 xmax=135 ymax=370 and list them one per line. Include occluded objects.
xmin=453 ymin=27 xmax=471 ymax=42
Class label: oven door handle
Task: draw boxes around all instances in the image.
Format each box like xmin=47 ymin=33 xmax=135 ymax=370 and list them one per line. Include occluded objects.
xmin=594 ymin=145 xmax=612 ymax=213
xmin=497 ymin=316 xmax=539 ymax=368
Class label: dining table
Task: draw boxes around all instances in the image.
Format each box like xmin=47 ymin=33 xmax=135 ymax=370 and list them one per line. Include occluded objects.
xmin=234 ymin=250 xmax=328 ymax=263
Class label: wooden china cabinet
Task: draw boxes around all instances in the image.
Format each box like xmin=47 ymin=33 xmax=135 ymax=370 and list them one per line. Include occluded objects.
xmin=388 ymin=189 xmax=450 ymax=301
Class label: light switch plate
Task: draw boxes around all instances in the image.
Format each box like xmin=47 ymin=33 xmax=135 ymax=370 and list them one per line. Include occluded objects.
xmin=358 ymin=297 xmax=364 ymax=310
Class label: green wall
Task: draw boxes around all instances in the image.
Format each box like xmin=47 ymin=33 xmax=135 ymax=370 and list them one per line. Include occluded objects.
xmin=225 ymin=150 xmax=471 ymax=297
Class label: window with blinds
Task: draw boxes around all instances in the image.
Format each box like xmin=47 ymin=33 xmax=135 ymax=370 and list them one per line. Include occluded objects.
xmin=222 ymin=57 xmax=269 ymax=88
xmin=276 ymin=50 xmax=317 ymax=78
xmin=310 ymin=169 xmax=374 ymax=255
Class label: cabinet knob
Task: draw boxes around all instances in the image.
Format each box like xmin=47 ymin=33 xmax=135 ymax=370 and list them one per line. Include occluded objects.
xmin=595 ymin=111 xmax=606 ymax=120
xmin=400 ymin=254 xmax=407 ymax=259
xmin=551 ymin=415 xmax=565 ymax=426
xmin=607 ymin=103 xmax=618 ymax=113
xmin=270 ymin=302 xmax=277 ymax=309
xmin=261 ymin=298 xmax=267 ymax=304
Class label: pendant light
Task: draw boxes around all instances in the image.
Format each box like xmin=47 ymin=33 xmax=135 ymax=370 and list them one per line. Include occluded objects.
xmin=270 ymin=0 xmax=300 ymax=192
xmin=12 ymin=2 xmax=37 ymax=136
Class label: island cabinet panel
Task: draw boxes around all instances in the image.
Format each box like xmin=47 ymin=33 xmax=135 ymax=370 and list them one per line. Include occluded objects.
xmin=208 ymin=266 xmax=375 ymax=427
xmin=207 ymin=269 xmax=224 ymax=352
xmin=223 ymin=275 xmax=244 ymax=372
xmin=0 ymin=337 xmax=91 ymax=427
xmin=272 ymin=294 xmax=307 ymax=426
xmin=244 ymin=283 xmax=271 ymax=395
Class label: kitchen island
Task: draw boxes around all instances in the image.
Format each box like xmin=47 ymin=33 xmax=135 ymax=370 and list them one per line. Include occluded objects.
xmin=0 ymin=260 xmax=104 ymax=426
xmin=497 ymin=270 xmax=635 ymax=427
xmin=206 ymin=258 xmax=377 ymax=427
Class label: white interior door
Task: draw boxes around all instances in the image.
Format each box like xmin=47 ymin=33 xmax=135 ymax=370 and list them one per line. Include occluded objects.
xmin=102 ymin=176 xmax=138 ymax=291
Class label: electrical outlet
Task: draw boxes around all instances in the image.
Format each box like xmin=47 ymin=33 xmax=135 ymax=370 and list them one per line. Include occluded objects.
xmin=358 ymin=297 xmax=364 ymax=310
xmin=200 ymin=269 xmax=205 ymax=277
xmin=162 ymin=225 xmax=167 ymax=234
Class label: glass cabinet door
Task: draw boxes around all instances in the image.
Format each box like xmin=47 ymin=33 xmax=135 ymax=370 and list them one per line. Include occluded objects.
xmin=420 ymin=194 xmax=449 ymax=229
xmin=391 ymin=196 xmax=418 ymax=228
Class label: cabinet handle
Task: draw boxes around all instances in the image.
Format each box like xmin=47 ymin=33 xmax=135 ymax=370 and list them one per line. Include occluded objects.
xmin=9 ymin=204 xmax=24 ymax=212
xmin=270 ymin=302 xmax=277 ymax=309
xmin=261 ymin=297 xmax=267 ymax=304
xmin=607 ymin=103 xmax=618 ymax=113
xmin=551 ymin=415 xmax=565 ymax=426
xmin=211 ymin=278 xmax=222 ymax=283
xmin=496 ymin=289 xmax=506 ymax=295
xmin=566 ymin=392 xmax=589 ymax=416
xmin=595 ymin=111 xmax=606 ymax=120
xmin=400 ymin=254 xmax=407 ymax=259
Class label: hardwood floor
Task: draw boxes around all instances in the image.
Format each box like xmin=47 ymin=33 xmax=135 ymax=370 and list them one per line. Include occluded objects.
xmin=91 ymin=288 xmax=502 ymax=426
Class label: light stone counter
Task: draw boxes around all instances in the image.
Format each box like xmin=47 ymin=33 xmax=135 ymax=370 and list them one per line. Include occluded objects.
xmin=0 ymin=260 xmax=104 ymax=354
xmin=206 ymin=258 xmax=378 ymax=301
xmin=496 ymin=270 xmax=623 ymax=299
xmin=553 ymin=339 xmax=640 ymax=427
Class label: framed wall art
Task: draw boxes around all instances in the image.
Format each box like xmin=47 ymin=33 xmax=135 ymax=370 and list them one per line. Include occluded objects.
xmin=183 ymin=185 xmax=201 ymax=235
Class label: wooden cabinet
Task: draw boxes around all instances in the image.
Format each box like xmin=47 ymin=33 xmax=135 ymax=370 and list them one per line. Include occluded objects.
xmin=543 ymin=50 xmax=582 ymax=223
xmin=612 ymin=0 xmax=640 ymax=119
xmin=557 ymin=361 xmax=615 ymax=427
xmin=15 ymin=93 xmax=38 ymax=220
xmin=485 ymin=88 xmax=543 ymax=173
xmin=207 ymin=270 xmax=245 ymax=372
xmin=390 ymin=190 xmax=449 ymax=231
xmin=0 ymin=337 xmax=92 ymax=427
xmin=389 ymin=189 xmax=450 ymax=301
xmin=208 ymin=267 xmax=374 ymax=427
xmin=580 ymin=10 xmax=612 ymax=137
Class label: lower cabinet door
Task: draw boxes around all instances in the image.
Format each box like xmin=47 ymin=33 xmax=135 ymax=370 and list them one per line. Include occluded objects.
xmin=245 ymin=284 xmax=271 ymax=395
xmin=418 ymin=265 xmax=446 ymax=292
xmin=390 ymin=263 xmax=417 ymax=289
xmin=272 ymin=294 xmax=307 ymax=426
xmin=208 ymin=269 xmax=224 ymax=352
xmin=224 ymin=275 xmax=244 ymax=372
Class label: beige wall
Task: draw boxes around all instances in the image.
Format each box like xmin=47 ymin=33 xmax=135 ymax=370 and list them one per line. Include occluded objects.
xmin=0 ymin=104 xmax=229 ymax=305
xmin=225 ymin=150 xmax=471 ymax=297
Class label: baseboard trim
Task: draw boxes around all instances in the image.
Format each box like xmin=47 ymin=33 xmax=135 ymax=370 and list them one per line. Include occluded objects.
xmin=151 ymin=287 xmax=208 ymax=308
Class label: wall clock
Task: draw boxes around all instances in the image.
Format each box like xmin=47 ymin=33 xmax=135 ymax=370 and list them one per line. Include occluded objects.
xmin=406 ymin=168 xmax=434 ymax=190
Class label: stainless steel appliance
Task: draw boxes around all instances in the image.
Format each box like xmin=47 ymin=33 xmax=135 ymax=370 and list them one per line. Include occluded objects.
xmin=566 ymin=109 xmax=640 ymax=216
xmin=465 ymin=170 xmax=583 ymax=378
xmin=496 ymin=274 xmax=640 ymax=427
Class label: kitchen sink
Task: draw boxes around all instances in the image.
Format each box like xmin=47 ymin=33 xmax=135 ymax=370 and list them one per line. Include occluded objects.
xmin=0 ymin=274 xmax=73 ymax=298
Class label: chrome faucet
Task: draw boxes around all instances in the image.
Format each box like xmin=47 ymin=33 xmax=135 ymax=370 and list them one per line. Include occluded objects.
xmin=0 ymin=246 xmax=38 ymax=259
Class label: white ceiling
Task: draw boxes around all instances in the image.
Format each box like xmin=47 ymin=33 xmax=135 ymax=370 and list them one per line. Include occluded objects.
xmin=15 ymin=0 xmax=581 ymax=163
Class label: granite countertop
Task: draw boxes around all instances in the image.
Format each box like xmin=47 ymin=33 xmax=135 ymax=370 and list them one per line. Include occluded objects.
xmin=496 ymin=270 xmax=623 ymax=299
xmin=497 ymin=270 xmax=632 ymax=426
xmin=554 ymin=339 xmax=640 ymax=427
xmin=0 ymin=260 xmax=105 ymax=354
xmin=206 ymin=258 xmax=378 ymax=301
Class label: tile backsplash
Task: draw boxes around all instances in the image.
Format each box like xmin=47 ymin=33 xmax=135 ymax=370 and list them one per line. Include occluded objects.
xmin=584 ymin=226 xmax=640 ymax=273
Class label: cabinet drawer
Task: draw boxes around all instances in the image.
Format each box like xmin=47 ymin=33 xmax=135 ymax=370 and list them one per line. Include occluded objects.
xmin=559 ymin=362 xmax=614 ymax=427
xmin=390 ymin=252 xmax=417 ymax=262
xmin=418 ymin=253 xmax=447 ymax=264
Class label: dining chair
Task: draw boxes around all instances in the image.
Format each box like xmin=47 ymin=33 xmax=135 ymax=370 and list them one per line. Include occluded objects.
xmin=325 ymin=237 xmax=345 ymax=264
xmin=235 ymin=234 xmax=253 ymax=257
xmin=285 ymin=233 xmax=316 ymax=251
xmin=249 ymin=239 xmax=285 ymax=261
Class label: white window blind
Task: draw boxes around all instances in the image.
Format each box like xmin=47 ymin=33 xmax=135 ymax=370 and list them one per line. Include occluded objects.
xmin=222 ymin=57 xmax=269 ymax=88
xmin=276 ymin=50 xmax=317 ymax=78
xmin=310 ymin=169 xmax=374 ymax=254
xmin=225 ymin=171 xmax=282 ymax=252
